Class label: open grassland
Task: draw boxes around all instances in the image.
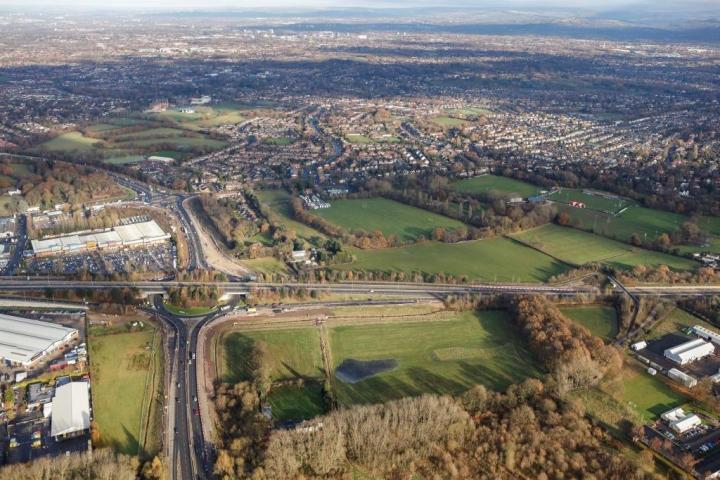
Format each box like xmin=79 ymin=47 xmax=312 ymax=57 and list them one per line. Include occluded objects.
xmin=267 ymin=383 xmax=327 ymax=422
xmin=560 ymin=305 xmax=618 ymax=341
xmin=329 ymin=310 xmax=540 ymax=406
xmin=37 ymin=115 xmax=227 ymax=157
xmin=646 ymin=307 xmax=712 ymax=339
xmin=39 ymin=131 xmax=101 ymax=153
xmin=89 ymin=326 xmax=160 ymax=455
xmin=315 ymin=197 xmax=465 ymax=242
xmin=343 ymin=237 xmax=569 ymax=282
xmin=431 ymin=116 xmax=470 ymax=127
xmin=446 ymin=107 xmax=492 ymax=116
xmin=345 ymin=134 xmax=373 ymax=144
xmin=512 ymin=224 xmax=698 ymax=271
xmin=239 ymin=256 xmax=289 ymax=276
xmin=548 ymin=188 xmax=631 ymax=214
xmin=256 ymin=189 xmax=326 ymax=243
xmin=221 ymin=328 xmax=323 ymax=383
xmin=613 ymin=363 xmax=688 ymax=422
xmin=451 ymin=175 xmax=541 ymax=198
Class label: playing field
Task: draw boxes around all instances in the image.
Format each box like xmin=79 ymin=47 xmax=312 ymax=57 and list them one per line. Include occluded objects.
xmin=343 ymin=237 xmax=569 ymax=282
xmin=40 ymin=131 xmax=101 ymax=153
xmin=314 ymin=197 xmax=465 ymax=242
xmin=615 ymin=364 xmax=687 ymax=422
xmin=221 ymin=328 xmax=323 ymax=383
xmin=560 ymin=305 xmax=618 ymax=341
xmin=346 ymin=134 xmax=373 ymax=144
xmin=329 ymin=310 xmax=540 ymax=405
xmin=548 ymin=188 xmax=631 ymax=214
xmin=451 ymin=175 xmax=542 ymax=198
xmin=89 ymin=326 xmax=160 ymax=455
xmin=446 ymin=107 xmax=492 ymax=116
xmin=150 ymin=103 xmax=253 ymax=130
xmin=512 ymin=224 xmax=698 ymax=271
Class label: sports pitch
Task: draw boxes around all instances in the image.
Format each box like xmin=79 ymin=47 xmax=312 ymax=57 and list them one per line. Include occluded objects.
xmin=451 ymin=175 xmax=542 ymax=198
xmin=315 ymin=197 xmax=466 ymax=242
xmin=343 ymin=236 xmax=569 ymax=282
xmin=547 ymin=188 xmax=631 ymax=214
xmin=512 ymin=224 xmax=698 ymax=271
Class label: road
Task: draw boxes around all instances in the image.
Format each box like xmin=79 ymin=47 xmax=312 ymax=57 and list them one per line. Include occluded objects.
xmin=153 ymin=296 xmax=220 ymax=480
xmin=1 ymin=214 xmax=27 ymax=276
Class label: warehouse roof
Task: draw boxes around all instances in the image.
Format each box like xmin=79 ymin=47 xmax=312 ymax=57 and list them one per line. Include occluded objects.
xmin=50 ymin=382 xmax=91 ymax=438
xmin=0 ymin=313 xmax=78 ymax=365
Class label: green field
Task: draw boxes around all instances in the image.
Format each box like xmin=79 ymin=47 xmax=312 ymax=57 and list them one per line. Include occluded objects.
xmin=315 ymin=197 xmax=465 ymax=242
xmin=37 ymin=115 xmax=227 ymax=157
xmin=647 ymin=307 xmax=712 ymax=339
xmin=267 ymin=383 xmax=327 ymax=422
xmin=548 ymin=189 xmax=631 ymax=214
xmin=343 ymin=237 xmax=569 ymax=282
xmin=256 ymin=189 xmax=326 ymax=244
xmin=560 ymin=305 xmax=618 ymax=341
xmin=431 ymin=116 xmax=470 ymax=127
xmin=329 ymin=310 xmax=540 ymax=406
xmin=239 ymin=256 xmax=290 ymax=276
xmin=40 ymin=131 xmax=101 ymax=153
xmin=451 ymin=175 xmax=542 ymax=198
xmin=222 ymin=328 xmax=323 ymax=383
xmin=616 ymin=364 xmax=687 ymax=422
xmin=162 ymin=303 xmax=216 ymax=316
xmin=89 ymin=327 xmax=160 ymax=455
xmin=346 ymin=134 xmax=373 ymax=144
xmin=513 ymin=224 xmax=698 ymax=271
xmin=447 ymin=107 xmax=492 ymax=116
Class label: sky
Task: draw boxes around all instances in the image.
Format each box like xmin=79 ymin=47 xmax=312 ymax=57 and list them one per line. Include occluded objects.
xmin=1 ymin=0 xmax=712 ymax=11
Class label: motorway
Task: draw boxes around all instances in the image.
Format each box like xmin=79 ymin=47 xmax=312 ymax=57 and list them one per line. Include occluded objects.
xmin=0 ymin=278 xmax=719 ymax=297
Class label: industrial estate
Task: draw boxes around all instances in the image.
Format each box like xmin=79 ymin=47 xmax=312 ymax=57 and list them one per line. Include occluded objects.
xmin=0 ymin=2 xmax=719 ymax=480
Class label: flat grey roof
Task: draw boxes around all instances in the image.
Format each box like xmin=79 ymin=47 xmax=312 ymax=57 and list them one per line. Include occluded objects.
xmin=0 ymin=313 xmax=78 ymax=365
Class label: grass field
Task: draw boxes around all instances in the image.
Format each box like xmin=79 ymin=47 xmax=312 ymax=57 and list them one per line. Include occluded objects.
xmin=451 ymin=175 xmax=541 ymax=198
xmin=239 ymin=256 xmax=290 ymax=276
xmin=346 ymin=134 xmax=373 ymax=144
xmin=614 ymin=364 xmax=687 ymax=422
xmin=40 ymin=131 xmax=101 ymax=152
xmin=560 ymin=305 xmax=618 ymax=341
xmin=548 ymin=188 xmax=631 ymax=214
xmin=315 ymin=197 xmax=465 ymax=242
xmin=37 ymin=115 xmax=227 ymax=157
xmin=267 ymin=383 xmax=326 ymax=422
xmin=163 ymin=303 xmax=216 ymax=316
xmin=329 ymin=310 xmax=540 ymax=405
xmin=343 ymin=237 xmax=569 ymax=282
xmin=447 ymin=107 xmax=492 ymax=116
xmin=255 ymin=189 xmax=326 ymax=244
xmin=222 ymin=328 xmax=323 ymax=383
xmin=512 ymin=224 xmax=698 ymax=271
xmin=89 ymin=326 xmax=160 ymax=455
xmin=646 ymin=307 xmax=712 ymax=339
xmin=431 ymin=116 xmax=470 ymax=127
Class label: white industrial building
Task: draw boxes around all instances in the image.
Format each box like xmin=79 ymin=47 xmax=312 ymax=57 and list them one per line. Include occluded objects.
xmin=31 ymin=219 xmax=170 ymax=257
xmin=661 ymin=407 xmax=702 ymax=434
xmin=50 ymin=381 xmax=91 ymax=439
xmin=0 ymin=314 xmax=78 ymax=366
xmin=668 ymin=368 xmax=699 ymax=388
xmin=692 ymin=325 xmax=720 ymax=346
xmin=664 ymin=338 xmax=715 ymax=365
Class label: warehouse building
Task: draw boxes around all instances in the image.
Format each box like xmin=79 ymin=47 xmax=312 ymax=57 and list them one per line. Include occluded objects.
xmin=664 ymin=338 xmax=715 ymax=365
xmin=0 ymin=314 xmax=78 ymax=367
xmin=31 ymin=219 xmax=170 ymax=257
xmin=50 ymin=381 xmax=91 ymax=440
xmin=661 ymin=407 xmax=702 ymax=434
xmin=692 ymin=325 xmax=720 ymax=346
xmin=668 ymin=368 xmax=699 ymax=388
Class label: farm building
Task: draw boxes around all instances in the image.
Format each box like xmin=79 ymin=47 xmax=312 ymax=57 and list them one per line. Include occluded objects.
xmin=631 ymin=340 xmax=647 ymax=351
xmin=661 ymin=407 xmax=702 ymax=434
xmin=0 ymin=313 xmax=78 ymax=367
xmin=664 ymin=338 xmax=715 ymax=365
xmin=692 ymin=325 xmax=720 ymax=346
xmin=50 ymin=381 xmax=91 ymax=439
xmin=31 ymin=219 xmax=170 ymax=257
xmin=668 ymin=368 xmax=699 ymax=388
